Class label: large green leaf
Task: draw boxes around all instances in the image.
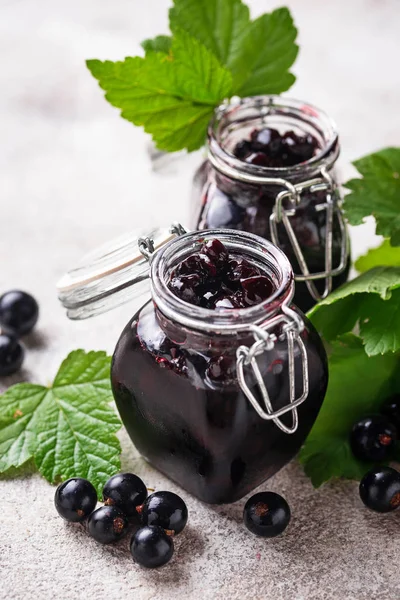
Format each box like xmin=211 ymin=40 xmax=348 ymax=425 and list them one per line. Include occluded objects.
xmin=229 ymin=7 xmax=298 ymax=96
xmin=0 ymin=350 xmax=121 ymax=496
xmin=0 ymin=384 xmax=48 ymax=473
xmin=344 ymin=148 xmax=400 ymax=246
xmin=170 ymin=2 xmax=298 ymax=96
xmin=299 ymin=335 xmax=399 ymax=487
xmin=169 ymin=0 xmax=250 ymax=67
xmin=308 ymin=267 xmax=400 ymax=355
xmin=359 ymin=289 xmax=400 ymax=356
xmin=87 ymin=30 xmax=232 ymax=152
xmin=356 ymin=239 xmax=400 ymax=272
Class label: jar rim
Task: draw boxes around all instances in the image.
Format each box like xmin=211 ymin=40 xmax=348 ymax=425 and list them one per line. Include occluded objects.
xmin=208 ymin=95 xmax=339 ymax=183
xmin=150 ymin=229 xmax=294 ymax=334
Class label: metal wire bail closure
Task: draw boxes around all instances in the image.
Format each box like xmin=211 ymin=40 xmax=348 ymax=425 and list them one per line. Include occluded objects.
xmin=236 ymin=298 xmax=309 ymax=435
xmin=269 ymin=169 xmax=349 ymax=302
xmin=138 ymin=223 xmax=188 ymax=262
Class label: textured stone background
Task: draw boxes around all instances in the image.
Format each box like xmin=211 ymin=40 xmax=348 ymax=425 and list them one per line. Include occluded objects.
xmin=1 ymin=0 xmax=400 ymax=598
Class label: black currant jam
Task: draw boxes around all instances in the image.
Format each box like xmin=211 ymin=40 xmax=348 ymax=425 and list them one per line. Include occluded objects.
xmin=111 ymin=231 xmax=328 ymax=504
xmin=192 ymin=96 xmax=350 ymax=313
xmin=167 ymin=238 xmax=274 ymax=309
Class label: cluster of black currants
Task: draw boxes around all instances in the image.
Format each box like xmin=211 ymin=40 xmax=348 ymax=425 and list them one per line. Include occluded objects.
xmin=350 ymin=395 xmax=400 ymax=513
xmin=0 ymin=290 xmax=39 ymax=377
xmin=54 ymin=473 xmax=188 ymax=568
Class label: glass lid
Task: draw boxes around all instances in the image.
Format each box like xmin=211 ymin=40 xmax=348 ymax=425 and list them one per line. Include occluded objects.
xmin=57 ymin=224 xmax=186 ymax=320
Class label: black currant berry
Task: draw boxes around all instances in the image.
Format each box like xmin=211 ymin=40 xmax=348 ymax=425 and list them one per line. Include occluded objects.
xmin=130 ymin=525 xmax=174 ymax=568
xmin=243 ymin=492 xmax=291 ymax=537
xmin=139 ymin=491 xmax=188 ymax=534
xmin=202 ymin=239 xmax=228 ymax=270
xmin=54 ymin=478 xmax=97 ymax=522
xmin=233 ymin=140 xmax=252 ymax=160
xmin=350 ymin=416 xmax=397 ymax=462
xmin=381 ymin=395 xmax=400 ymax=431
xmin=103 ymin=472 xmax=147 ymax=519
xmin=0 ymin=334 xmax=24 ymax=376
xmin=0 ymin=290 xmax=39 ymax=337
xmin=87 ymin=505 xmax=129 ymax=544
xmin=359 ymin=467 xmax=400 ymax=513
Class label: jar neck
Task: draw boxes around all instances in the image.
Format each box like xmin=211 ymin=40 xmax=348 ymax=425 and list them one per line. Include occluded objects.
xmin=149 ymin=229 xmax=294 ymax=346
xmin=208 ymin=96 xmax=340 ymax=184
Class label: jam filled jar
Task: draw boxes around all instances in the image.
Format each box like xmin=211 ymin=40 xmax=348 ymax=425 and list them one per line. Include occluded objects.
xmin=192 ymin=96 xmax=350 ymax=313
xmin=58 ymin=226 xmax=328 ymax=504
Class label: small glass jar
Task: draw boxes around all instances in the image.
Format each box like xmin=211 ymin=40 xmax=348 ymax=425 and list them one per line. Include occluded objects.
xmin=58 ymin=226 xmax=328 ymax=504
xmin=192 ymin=96 xmax=350 ymax=313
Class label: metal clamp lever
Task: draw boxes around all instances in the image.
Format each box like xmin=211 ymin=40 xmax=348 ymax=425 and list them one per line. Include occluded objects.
xmin=269 ymin=169 xmax=349 ymax=302
xmin=236 ymin=304 xmax=309 ymax=435
xmin=138 ymin=223 xmax=187 ymax=262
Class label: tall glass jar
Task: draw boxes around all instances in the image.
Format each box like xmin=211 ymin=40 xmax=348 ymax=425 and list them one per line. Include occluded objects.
xmin=58 ymin=227 xmax=328 ymax=504
xmin=192 ymin=96 xmax=350 ymax=313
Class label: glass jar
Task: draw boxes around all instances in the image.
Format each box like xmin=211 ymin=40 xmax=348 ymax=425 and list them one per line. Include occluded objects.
xmin=192 ymin=96 xmax=350 ymax=313
xmin=58 ymin=226 xmax=328 ymax=504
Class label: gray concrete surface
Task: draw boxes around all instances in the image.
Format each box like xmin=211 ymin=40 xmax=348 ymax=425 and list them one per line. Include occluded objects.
xmin=1 ymin=0 xmax=400 ymax=598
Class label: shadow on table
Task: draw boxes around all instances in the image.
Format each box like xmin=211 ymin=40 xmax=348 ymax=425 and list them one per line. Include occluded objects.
xmin=22 ymin=330 xmax=49 ymax=351
xmin=202 ymin=461 xmax=375 ymax=558
xmin=0 ymin=367 xmax=34 ymax=389
xmin=0 ymin=459 xmax=37 ymax=481
xmin=75 ymin=519 xmax=202 ymax=584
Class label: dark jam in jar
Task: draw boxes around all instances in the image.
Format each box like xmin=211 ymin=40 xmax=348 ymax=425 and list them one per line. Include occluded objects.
xmin=167 ymin=238 xmax=274 ymax=309
xmin=192 ymin=96 xmax=350 ymax=313
xmin=234 ymin=127 xmax=319 ymax=168
xmin=111 ymin=231 xmax=329 ymax=504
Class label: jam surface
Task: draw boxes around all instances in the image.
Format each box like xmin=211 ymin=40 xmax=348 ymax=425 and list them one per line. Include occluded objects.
xmin=233 ymin=127 xmax=319 ymax=168
xmin=168 ymin=238 xmax=274 ymax=309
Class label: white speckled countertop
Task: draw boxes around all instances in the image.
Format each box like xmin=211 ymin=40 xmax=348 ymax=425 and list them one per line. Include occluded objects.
xmin=1 ymin=1 xmax=400 ymax=598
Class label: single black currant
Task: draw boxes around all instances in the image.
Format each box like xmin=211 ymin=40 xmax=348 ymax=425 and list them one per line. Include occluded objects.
xmin=233 ymin=140 xmax=253 ymax=160
xmin=103 ymin=472 xmax=147 ymax=519
xmin=243 ymin=492 xmax=291 ymax=537
xmin=87 ymin=505 xmax=129 ymax=544
xmin=54 ymin=478 xmax=97 ymax=522
xmin=130 ymin=525 xmax=174 ymax=568
xmin=0 ymin=334 xmax=24 ymax=376
xmin=139 ymin=491 xmax=188 ymax=534
xmin=381 ymin=395 xmax=400 ymax=431
xmin=0 ymin=290 xmax=39 ymax=337
xmin=350 ymin=415 xmax=397 ymax=462
xmin=202 ymin=239 xmax=228 ymax=270
xmin=359 ymin=467 xmax=400 ymax=513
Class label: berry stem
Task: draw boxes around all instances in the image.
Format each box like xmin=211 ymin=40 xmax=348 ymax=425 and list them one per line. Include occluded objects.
xmin=164 ymin=529 xmax=175 ymax=537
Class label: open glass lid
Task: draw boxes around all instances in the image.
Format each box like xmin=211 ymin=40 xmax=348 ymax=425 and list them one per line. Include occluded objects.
xmin=57 ymin=224 xmax=187 ymax=320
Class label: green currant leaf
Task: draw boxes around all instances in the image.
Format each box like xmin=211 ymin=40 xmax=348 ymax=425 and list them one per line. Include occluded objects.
xmin=359 ymin=289 xmax=400 ymax=356
xmin=0 ymin=350 xmax=121 ymax=496
xmin=88 ymin=2 xmax=298 ymax=152
xmin=141 ymin=35 xmax=172 ymax=54
xmin=356 ymin=239 xmax=400 ymax=272
xmin=169 ymin=0 xmax=250 ymax=67
xmin=87 ymin=29 xmax=233 ymax=152
xmin=344 ymin=148 xmax=400 ymax=246
xmin=169 ymin=2 xmax=298 ymax=96
xmin=228 ymin=7 xmax=298 ymax=96
xmin=0 ymin=384 xmax=49 ymax=473
xmin=299 ymin=335 xmax=399 ymax=487
xmin=308 ymin=267 xmax=400 ymax=355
